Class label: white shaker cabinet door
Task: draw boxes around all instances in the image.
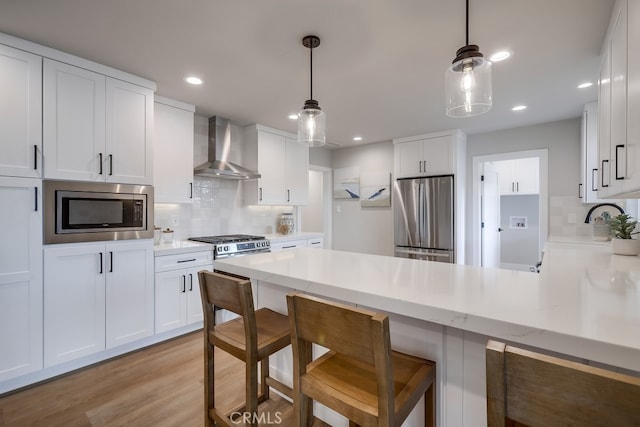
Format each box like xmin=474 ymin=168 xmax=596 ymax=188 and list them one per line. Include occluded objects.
xmin=257 ymin=130 xmax=287 ymax=204
xmin=155 ymin=269 xmax=188 ymax=333
xmin=44 ymin=243 xmax=106 ymax=367
xmin=395 ymin=139 xmax=424 ymax=178
xmin=0 ymin=46 xmax=42 ymax=178
xmin=43 ymin=59 xmax=106 ymax=182
xmin=105 ymin=240 xmax=154 ymax=349
xmin=0 ymin=178 xmax=42 ymax=381
xmin=105 ymin=78 xmax=153 ymax=185
xmin=285 ymin=137 xmax=309 ymax=205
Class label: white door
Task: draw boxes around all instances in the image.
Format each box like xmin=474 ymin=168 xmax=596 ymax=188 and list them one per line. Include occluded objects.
xmin=44 ymin=243 xmax=106 ymax=367
xmin=0 ymin=46 xmax=42 ymax=178
xmin=285 ymin=137 xmax=309 ymax=205
xmin=0 ymin=178 xmax=42 ymax=380
xmin=257 ymin=130 xmax=286 ymax=204
xmin=481 ymin=165 xmax=501 ymax=268
xmin=155 ymin=269 xmax=188 ymax=333
xmin=185 ymin=268 xmax=204 ymax=325
xmin=43 ymin=59 xmax=106 ymax=181
xmin=105 ymin=241 xmax=154 ymax=348
xmin=105 ymin=78 xmax=153 ymax=185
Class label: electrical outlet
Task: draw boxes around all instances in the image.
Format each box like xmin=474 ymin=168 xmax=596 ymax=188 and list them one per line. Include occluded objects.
xmin=171 ymin=215 xmax=180 ymax=227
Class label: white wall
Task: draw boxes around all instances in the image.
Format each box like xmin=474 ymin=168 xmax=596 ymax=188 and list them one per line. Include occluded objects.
xmin=466 ymin=118 xmax=581 ymax=261
xmin=331 ymin=141 xmax=394 ymax=256
xmin=500 ymin=195 xmax=540 ymax=268
xmin=300 ymin=170 xmax=324 ymax=232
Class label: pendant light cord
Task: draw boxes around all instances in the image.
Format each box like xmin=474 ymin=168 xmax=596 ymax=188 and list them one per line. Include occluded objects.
xmin=465 ymin=0 xmax=469 ymax=46
xmin=309 ymin=45 xmax=313 ymax=100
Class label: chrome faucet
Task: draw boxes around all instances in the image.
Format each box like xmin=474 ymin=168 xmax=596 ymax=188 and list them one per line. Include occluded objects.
xmin=584 ymin=203 xmax=625 ymax=224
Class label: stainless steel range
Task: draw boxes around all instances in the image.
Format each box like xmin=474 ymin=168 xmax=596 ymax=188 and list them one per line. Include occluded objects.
xmin=188 ymin=234 xmax=270 ymax=259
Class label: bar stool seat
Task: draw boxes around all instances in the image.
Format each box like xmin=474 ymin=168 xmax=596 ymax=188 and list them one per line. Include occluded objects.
xmin=198 ymin=270 xmax=292 ymax=427
xmin=287 ymin=292 xmax=436 ymax=427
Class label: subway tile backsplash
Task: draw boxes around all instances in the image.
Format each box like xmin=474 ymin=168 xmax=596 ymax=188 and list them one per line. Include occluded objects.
xmin=549 ymin=196 xmax=630 ymax=238
xmin=154 ymin=177 xmax=293 ymax=241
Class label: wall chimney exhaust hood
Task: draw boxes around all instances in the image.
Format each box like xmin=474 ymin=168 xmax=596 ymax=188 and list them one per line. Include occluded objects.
xmin=194 ymin=116 xmax=261 ymax=180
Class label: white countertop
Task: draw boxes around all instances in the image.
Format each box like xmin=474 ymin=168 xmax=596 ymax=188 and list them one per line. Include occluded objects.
xmin=215 ymin=245 xmax=640 ymax=372
xmin=153 ymin=240 xmax=213 ymax=256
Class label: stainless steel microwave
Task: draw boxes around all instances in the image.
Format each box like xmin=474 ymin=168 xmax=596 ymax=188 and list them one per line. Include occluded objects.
xmin=44 ymin=180 xmax=154 ymax=244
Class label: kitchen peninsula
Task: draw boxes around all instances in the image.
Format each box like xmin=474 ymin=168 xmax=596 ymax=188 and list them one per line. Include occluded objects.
xmin=214 ymin=244 xmax=640 ymax=427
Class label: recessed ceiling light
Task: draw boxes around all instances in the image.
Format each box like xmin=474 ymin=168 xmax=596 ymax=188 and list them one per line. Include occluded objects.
xmin=489 ymin=50 xmax=512 ymax=62
xmin=577 ymin=82 xmax=593 ymax=89
xmin=184 ymin=76 xmax=203 ymax=85
xmin=353 ymin=136 xmax=363 ymax=142
xmin=512 ymin=105 xmax=527 ymax=111
xmin=288 ymin=114 xmax=298 ymax=120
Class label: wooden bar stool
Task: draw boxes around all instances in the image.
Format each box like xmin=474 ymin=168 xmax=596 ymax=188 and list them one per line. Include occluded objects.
xmin=486 ymin=340 xmax=640 ymax=426
xmin=198 ymin=270 xmax=292 ymax=427
xmin=286 ymin=292 xmax=436 ymax=427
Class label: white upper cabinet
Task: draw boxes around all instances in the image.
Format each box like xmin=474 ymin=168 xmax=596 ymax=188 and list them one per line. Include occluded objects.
xmin=153 ymin=97 xmax=195 ymax=203
xmin=597 ymin=0 xmax=640 ymax=197
xmin=43 ymin=59 xmax=153 ymax=184
xmin=0 ymin=177 xmax=42 ymax=381
xmin=494 ymin=158 xmax=539 ymax=196
xmin=243 ymin=125 xmax=309 ymax=206
xmin=0 ymin=45 xmax=42 ymax=178
xmin=393 ymin=131 xmax=464 ymax=178
xmin=581 ymin=102 xmax=615 ymax=203
xmin=105 ymin=78 xmax=153 ymax=184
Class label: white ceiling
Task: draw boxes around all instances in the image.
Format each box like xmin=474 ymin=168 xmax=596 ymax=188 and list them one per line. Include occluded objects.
xmin=0 ymin=0 xmax=614 ymax=147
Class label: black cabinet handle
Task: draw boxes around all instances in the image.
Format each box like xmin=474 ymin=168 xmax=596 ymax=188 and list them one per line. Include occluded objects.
xmin=615 ymin=145 xmax=625 ymax=180
xmin=99 ymin=252 xmax=103 ymax=274
xmin=99 ymin=153 xmax=103 ymax=175
xmin=516 ymin=182 xmax=519 ymax=192
xmin=177 ymin=258 xmax=196 ymax=264
xmin=578 ymin=183 xmax=583 ymax=199
xmin=189 ymin=273 xmax=193 ymax=291
xmin=591 ymin=169 xmax=598 ymax=192
xmin=189 ymin=182 xmax=193 ymax=199
xmin=34 ymin=145 xmax=38 ymax=170
xmin=283 ymin=245 xmax=296 ymax=249
xmin=109 ymin=154 xmax=113 ymax=176
xmin=34 ymin=187 xmax=38 ymax=211
xmin=419 ymin=161 xmax=422 ymax=173
xmin=259 ymin=187 xmax=263 ymax=201
xmin=511 ymin=182 xmax=515 ymax=192
xmin=602 ymin=160 xmax=609 ymax=187
xmin=181 ymin=275 xmax=186 ymax=293
xmin=287 ymin=189 xmax=290 ymax=202
xmin=109 ymin=251 xmax=113 ymax=272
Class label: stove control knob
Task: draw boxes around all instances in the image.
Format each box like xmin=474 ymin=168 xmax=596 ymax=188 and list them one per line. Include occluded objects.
xmin=224 ymin=245 xmax=229 ymax=252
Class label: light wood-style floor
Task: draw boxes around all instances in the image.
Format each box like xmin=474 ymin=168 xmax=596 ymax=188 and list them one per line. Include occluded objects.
xmin=0 ymin=331 xmax=328 ymax=426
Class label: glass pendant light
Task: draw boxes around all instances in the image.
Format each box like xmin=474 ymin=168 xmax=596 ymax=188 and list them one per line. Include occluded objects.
xmin=298 ymin=35 xmax=326 ymax=147
xmin=445 ymin=0 xmax=492 ymax=118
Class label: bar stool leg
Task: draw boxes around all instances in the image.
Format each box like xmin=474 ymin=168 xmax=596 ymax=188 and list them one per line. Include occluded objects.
xmin=260 ymin=358 xmax=269 ymax=401
xmin=246 ymin=357 xmax=258 ymax=427
xmin=205 ymin=343 xmax=214 ymax=427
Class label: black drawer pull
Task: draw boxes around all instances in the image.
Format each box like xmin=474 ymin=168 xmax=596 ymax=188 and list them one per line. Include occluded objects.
xmin=177 ymin=258 xmax=196 ymax=263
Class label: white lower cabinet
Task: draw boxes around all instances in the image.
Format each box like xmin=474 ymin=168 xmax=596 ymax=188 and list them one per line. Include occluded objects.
xmin=154 ymin=250 xmax=213 ymax=333
xmin=0 ymin=178 xmax=42 ymax=381
xmin=44 ymin=240 xmax=154 ymax=367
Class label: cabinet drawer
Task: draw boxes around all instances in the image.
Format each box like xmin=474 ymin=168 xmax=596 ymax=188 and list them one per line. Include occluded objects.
xmin=270 ymin=239 xmax=307 ymax=251
xmin=155 ymin=251 xmax=213 ymax=272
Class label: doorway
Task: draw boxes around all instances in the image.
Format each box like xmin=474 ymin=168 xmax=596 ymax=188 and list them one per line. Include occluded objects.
xmin=299 ymin=165 xmax=332 ymax=249
xmin=472 ymin=149 xmax=548 ymax=269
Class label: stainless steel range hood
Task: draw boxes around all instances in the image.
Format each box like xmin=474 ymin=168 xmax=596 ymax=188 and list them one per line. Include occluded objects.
xmin=194 ymin=116 xmax=260 ymax=180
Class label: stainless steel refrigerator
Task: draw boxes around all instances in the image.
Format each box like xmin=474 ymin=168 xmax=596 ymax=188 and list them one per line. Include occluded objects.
xmin=394 ymin=175 xmax=454 ymax=263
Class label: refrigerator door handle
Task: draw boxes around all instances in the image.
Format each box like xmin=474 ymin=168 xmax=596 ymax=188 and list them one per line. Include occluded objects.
xmin=395 ymin=248 xmax=451 ymax=258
